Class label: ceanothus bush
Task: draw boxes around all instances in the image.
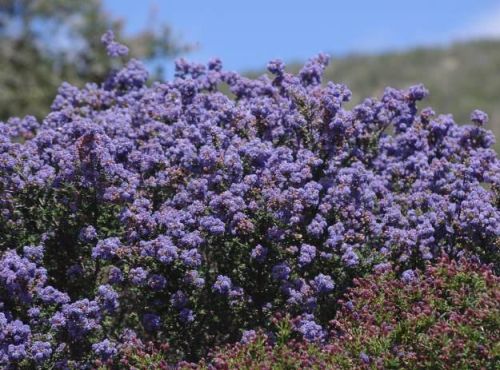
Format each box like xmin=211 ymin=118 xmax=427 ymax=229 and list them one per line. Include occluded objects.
xmin=0 ymin=31 xmax=498 ymax=366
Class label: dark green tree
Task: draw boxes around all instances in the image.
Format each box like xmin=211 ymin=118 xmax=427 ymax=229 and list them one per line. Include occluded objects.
xmin=0 ymin=0 xmax=192 ymax=120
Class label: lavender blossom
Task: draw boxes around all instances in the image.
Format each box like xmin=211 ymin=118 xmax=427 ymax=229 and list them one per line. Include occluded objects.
xmin=212 ymin=275 xmax=232 ymax=295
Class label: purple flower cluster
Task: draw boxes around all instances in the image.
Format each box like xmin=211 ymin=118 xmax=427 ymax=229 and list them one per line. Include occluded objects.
xmin=240 ymin=329 xmax=257 ymax=344
xmin=295 ymin=314 xmax=324 ymax=342
xmin=0 ymin=250 xmax=48 ymax=304
xmin=0 ymin=31 xmax=498 ymax=366
xmin=101 ymin=30 xmax=129 ymax=57
xmin=31 ymin=341 xmax=52 ymax=363
xmin=92 ymin=237 xmax=121 ymax=260
xmin=212 ymin=275 xmax=233 ymax=295
xmin=97 ymin=284 xmax=119 ymax=312
xmin=312 ymin=274 xmax=335 ymax=294
xmin=0 ymin=314 xmax=31 ymax=364
xmin=50 ymin=299 xmax=101 ymax=340
xmin=0 ymin=312 xmax=52 ymax=368
xmin=92 ymin=339 xmax=117 ymax=360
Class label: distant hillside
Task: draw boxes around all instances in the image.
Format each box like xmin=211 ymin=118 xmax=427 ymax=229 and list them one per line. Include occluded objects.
xmin=247 ymin=39 xmax=500 ymax=150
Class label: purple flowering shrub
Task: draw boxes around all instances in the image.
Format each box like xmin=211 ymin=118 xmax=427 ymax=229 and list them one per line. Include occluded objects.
xmin=189 ymin=257 xmax=499 ymax=369
xmin=0 ymin=31 xmax=499 ymax=366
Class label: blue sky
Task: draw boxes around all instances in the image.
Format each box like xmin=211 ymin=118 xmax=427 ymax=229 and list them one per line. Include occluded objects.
xmin=104 ymin=0 xmax=500 ymax=73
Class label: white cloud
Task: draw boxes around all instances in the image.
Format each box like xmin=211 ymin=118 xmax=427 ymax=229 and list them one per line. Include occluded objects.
xmin=454 ymin=4 xmax=500 ymax=39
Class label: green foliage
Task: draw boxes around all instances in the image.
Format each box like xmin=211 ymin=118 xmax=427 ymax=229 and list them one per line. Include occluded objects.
xmin=0 ymin=0 xmax=192 ymax=120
